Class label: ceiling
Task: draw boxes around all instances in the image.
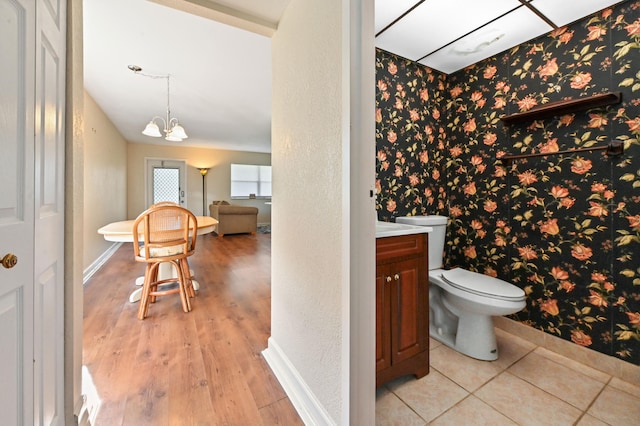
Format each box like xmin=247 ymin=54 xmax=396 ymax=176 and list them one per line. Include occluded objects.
xmin=375 ymin=0 xmax=624 ymax=74
xmin=83 ymin=0 xmax=288 ymax=154
xmin=83 ymin=0 xmax=623 ymax=154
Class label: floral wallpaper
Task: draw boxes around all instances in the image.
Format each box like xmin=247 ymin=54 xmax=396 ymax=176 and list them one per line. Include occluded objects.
xmin=375 ymin=0 xmax=640 ymax=366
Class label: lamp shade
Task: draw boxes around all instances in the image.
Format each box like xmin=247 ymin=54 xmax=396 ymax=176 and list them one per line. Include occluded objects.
xmin=165 ymin=132 xmax=183 ymax=142
xmin=142 ymin=120 xmax=162 ymax=137
xmin=170 ymin=124 xmax=188 ymax=139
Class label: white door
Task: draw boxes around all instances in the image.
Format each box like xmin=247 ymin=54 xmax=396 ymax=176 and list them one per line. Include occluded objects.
xmin=33 ymin=0 xmax=66 ymax=423
xmin=0 ymin=1 xmax=36 ymax=424
xmin=145 ymin=159 xmax=187 ymax=208
xmin=0 ymin=0 xmax=66 ymax=424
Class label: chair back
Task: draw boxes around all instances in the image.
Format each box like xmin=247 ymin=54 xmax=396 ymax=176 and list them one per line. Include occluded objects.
xmin=151 ymin=201 xmax=180 ymax=207
xmin=133 ymin=205 xmax=197 ymax=261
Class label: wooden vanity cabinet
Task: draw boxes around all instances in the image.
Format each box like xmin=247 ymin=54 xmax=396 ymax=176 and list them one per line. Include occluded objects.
xmin=376 ymin=233 xmax=429 ymax=387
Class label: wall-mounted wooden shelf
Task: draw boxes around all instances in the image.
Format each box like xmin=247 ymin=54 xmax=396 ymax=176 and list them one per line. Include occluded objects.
xmin=498 ymin=141 xmax=624 ymax=165
xmin=500 ymin=92 xmax=622 ymax=125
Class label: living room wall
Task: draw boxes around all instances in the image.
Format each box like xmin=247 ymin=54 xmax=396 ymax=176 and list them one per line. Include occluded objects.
xmin=83 ymin=91 xmax=128 ymax=271
xmin=376 ymin=1 xmax=640 ymax=366
xmin=126 ymin=143 xmax=271 ymax=224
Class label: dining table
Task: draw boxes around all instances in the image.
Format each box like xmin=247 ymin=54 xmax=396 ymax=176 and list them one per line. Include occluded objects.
xmin=98 ymin=215 xmax=217 ymax=303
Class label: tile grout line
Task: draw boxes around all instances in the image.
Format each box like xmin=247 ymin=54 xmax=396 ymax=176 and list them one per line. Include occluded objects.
xmin=467 ymin=372 xmax=521 ymax=425
xmin=574 ymin=375 xmax=614 ymax=425
xmin=383 ymin=383 xmax=431 ymax=424
xmin=505 ymin=344 xmax=613 ymax=414
xmin=378 ymin=331 xmax=636 ymax=425
xmin=426 ymin=393 xmax=476 ymax=425
xmin=386 ymin=366 xmax=471 ymax=424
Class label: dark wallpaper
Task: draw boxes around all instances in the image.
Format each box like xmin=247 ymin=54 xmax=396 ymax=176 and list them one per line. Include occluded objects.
xmin=375 ymin=1 xmax=640 ymax=365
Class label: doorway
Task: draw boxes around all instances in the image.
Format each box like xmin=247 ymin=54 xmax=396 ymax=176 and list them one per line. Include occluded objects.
xmin=145 ymin=158 xmax=187 ymax=208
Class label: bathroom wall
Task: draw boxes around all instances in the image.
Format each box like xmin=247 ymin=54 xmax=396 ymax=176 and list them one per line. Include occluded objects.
xmin=375 ymin=0 xmax=640 ymax=366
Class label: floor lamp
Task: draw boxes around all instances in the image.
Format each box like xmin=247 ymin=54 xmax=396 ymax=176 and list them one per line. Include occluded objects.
xmin=199 ymin=168 xmax=210 ymax=216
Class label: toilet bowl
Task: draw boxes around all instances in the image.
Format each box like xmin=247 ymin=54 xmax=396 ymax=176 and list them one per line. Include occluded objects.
xmin=395 ymin=215 xmax=526 ymax=361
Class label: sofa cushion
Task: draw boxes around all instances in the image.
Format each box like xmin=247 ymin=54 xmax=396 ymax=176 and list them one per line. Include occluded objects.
xmin=219 ymin=205 xmax=259 ymax=215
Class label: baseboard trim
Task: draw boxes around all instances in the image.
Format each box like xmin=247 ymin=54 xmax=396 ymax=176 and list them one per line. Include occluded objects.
xmin=83 ymin=242 xmax=122 ymax=285
xmin=494 ymin=316 xmax=640 ymax=385
xmin=75 ymin=394 xmax=91 ymax=426
xmin=262 ymin=337 xmax=335 ymax=426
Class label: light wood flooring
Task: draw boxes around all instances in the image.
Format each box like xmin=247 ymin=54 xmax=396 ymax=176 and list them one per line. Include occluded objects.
xmin=82 ymin=232 xmax=303 ymax=425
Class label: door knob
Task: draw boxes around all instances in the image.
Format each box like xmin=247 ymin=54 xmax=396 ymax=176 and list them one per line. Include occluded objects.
xmin=2 ymin=253 xmax=18 ymax=269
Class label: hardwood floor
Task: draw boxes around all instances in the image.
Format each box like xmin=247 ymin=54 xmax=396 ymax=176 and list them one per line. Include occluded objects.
xmin=83 ymin=232 xmax=303 ymax=425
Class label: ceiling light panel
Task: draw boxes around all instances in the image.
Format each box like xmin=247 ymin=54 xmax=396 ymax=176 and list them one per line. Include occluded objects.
xmin=531 ymin=0 xmax=623 ymax=27
xmin=419 ymin=6 xmax=553 ymax=74
xmin=375 ymin=0 xmax=421 ymax=34
xmin=375 ymin=0 xmax=523 ymax=61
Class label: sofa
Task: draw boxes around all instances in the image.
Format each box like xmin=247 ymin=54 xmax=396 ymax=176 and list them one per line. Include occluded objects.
xmin=209 ymin=201 xmax=258 ymax=237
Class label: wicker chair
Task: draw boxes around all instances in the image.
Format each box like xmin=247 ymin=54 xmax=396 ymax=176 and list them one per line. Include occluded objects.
xmin=132 ymin=204 xmax=197 ymax=319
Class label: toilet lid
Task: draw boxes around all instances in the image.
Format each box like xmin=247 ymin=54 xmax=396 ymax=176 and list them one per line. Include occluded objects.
xmin=440 ymin=268 xmax=525 ymax=302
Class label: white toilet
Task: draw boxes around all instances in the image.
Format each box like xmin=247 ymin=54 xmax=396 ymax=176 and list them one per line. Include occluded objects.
xmin=395 ymin=215 xmax=526 ymax=361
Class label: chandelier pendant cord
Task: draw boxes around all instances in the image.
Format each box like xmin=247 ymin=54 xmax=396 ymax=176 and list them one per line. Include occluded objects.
xmin=165 ymin=75 xmax=171 ymax=133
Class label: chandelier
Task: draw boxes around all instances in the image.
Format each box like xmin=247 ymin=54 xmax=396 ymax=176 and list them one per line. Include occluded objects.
xmin=129 ymin=65 xmax=189 ymax=142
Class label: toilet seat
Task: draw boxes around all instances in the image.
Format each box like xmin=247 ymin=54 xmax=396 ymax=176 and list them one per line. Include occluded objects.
xmin=440 ymin=268 xmax=525 ymax=302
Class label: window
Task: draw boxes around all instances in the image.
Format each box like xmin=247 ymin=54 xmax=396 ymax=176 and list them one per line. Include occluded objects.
xmin=230 ymin=164 xmax=272 ymax=199
xmin=145 ymin=158 xmax=186 ymax=208
xmin=153 ymin=167 xmax=180 ymax=205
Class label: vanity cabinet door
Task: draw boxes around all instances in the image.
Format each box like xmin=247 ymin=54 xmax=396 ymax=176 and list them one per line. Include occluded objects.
xmin=376 ymin=266 xmax=391 ymax=372
xmin=376 ymin=233 xmax=429 ymax=387
xmin=390 ymin=257 xmax=429 ymax=365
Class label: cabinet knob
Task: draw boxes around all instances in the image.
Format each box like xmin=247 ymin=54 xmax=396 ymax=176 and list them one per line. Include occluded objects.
xmin=386 ymin=276 xmax=392 ymax=282
xmin=394 ymin=274 xmax=399 ymax=281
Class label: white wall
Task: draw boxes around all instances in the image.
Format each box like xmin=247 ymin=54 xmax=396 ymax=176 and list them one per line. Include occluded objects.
xmin=266 ymin=0 xmax=377 ymax=423
xmin=270 ymin=0 xmax=344 ymax=420
xmin=83 ymin=91 xmax=128 ymax=271
xmin=66 ymin=1 xmax=85 ymax=421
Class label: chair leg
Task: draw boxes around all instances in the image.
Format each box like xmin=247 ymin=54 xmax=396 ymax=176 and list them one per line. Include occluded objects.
xmin=138 ymin=258 xmax=193 ymax=319
xmin=138 ymin=263 xmax=155 ymax=320
xmin=149 ymin=264 xmax=159 ymax=304
xmin=182 ymin=258 xmax=196 ymax=298
xmin=175 ymin=260 xmax=191 ymax=313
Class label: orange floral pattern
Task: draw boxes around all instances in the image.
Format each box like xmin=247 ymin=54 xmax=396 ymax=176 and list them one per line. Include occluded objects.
xmin=376 ymin=1 xmax=640 ymax=365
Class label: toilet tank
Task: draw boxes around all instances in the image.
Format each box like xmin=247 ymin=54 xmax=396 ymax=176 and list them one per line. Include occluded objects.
xmin=395 ymin=215 xmax=448 ymax=270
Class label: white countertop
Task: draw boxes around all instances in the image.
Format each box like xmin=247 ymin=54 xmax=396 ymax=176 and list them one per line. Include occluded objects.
xmin=376 ymin=221 xmax=432 ymax=238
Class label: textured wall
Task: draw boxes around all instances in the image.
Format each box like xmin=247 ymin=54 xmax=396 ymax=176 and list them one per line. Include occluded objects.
xmin=83 ymin=90 xmax=128 ymax=270
xmin=376 ymin=1 xmax=640 ymax=365
xmin=271 ymin=0 xmax=346 ymax=421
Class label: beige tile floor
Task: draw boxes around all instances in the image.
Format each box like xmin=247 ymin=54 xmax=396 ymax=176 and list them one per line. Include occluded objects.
xmin=376 ymin=328 xmax=640 ymax=425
